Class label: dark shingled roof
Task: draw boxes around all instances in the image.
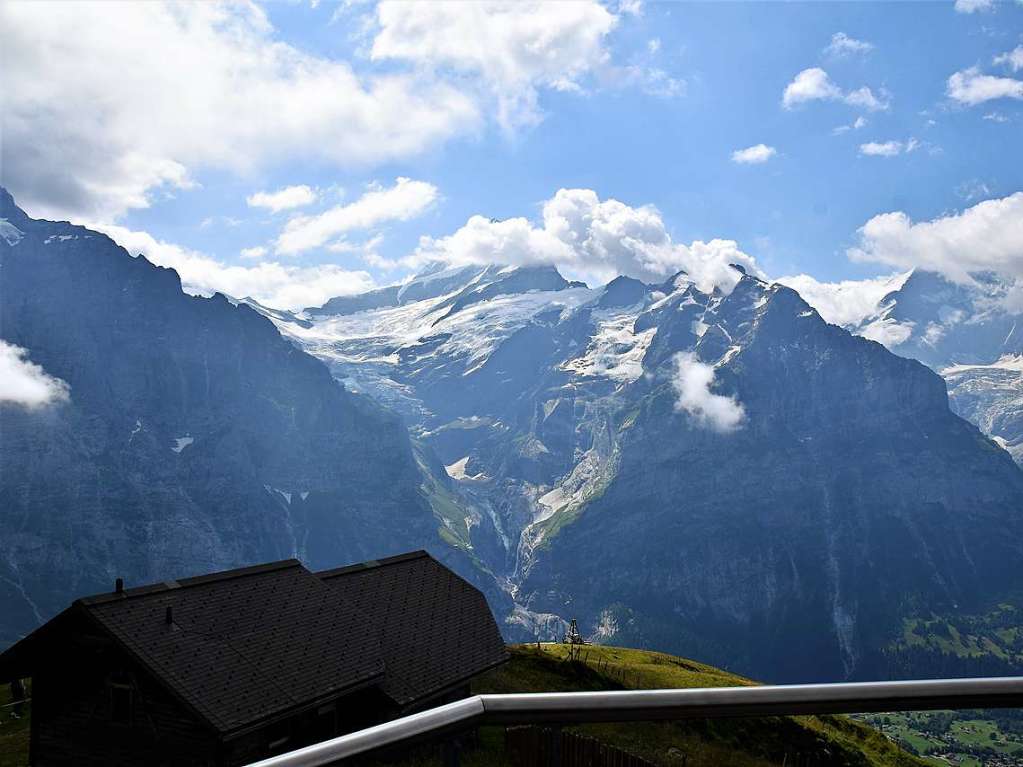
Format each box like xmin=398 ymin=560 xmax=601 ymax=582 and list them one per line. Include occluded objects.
xmin=318 ymin=551 xmax=509 ymax=708
xmin=79 ymin=560 xmax=385 ymax=734
xmin=0 ymin=551 xmax=507 ymax=736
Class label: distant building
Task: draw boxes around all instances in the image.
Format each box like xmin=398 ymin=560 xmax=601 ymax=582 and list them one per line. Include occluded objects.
xmin=0 ymin=551 xmax=507 ymax=766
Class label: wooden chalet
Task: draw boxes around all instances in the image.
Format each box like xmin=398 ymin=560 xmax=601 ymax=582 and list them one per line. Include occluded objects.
xmin=0 ymin=551 xmax=508 ymax=766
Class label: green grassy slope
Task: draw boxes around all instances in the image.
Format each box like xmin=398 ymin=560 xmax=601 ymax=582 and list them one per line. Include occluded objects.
xmin=374 ymin=644 xmax=928 ymax=766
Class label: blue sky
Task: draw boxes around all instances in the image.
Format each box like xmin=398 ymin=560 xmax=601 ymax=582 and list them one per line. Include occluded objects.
xmin=3 ymin=0 xmax=1022 ymax=311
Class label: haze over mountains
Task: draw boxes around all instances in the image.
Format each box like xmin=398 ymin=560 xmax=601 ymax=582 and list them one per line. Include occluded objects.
xmin=3 ymin=188 xmax=1023 ymax=683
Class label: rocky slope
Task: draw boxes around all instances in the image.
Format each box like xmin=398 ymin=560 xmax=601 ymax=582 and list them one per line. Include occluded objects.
xmin=0 ymin=189 xmax=491 ymax=646
xmin=262 ymin=261 xmax=1023 ymax=682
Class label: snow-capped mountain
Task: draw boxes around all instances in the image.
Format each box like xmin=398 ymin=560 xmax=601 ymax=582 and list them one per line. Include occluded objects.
xmin=261 ymin=259 xmax=1023 ymax=682
xmin=852 ymin=269 xmax=1023 ymax=463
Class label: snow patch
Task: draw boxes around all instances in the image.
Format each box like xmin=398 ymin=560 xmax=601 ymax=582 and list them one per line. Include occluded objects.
xmin=170 ymin=436 xmax=193 ymax=453
xmin=444 ymin=456 xmax=489 ymax=481
xmin=561 ymin=308 xmax=656 ymax=384
xmin=0 ymin=219 xmax=23 ymax=245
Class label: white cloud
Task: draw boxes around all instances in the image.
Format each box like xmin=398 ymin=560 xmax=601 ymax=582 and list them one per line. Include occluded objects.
xmin=955 ymin=0 xmax=994 ymax=12
xmin=0 ymin=341 xmax=70 ymax=409
xmin=782 ymin=68 xmax=889 ymax=111
xmin=825 ymin=32 xmax=874 ymax=57
xmin=240 ymin=246 xmax=268 ymax=260
xmin=90 ymin=223 xmax=375 ymax=311
xmin=671 ymin=352 xmax=745 ymax=433
xmin=411 ymin=188 xmax=761 ymax=293
xmin=783 ymin=68 xmax=842 ymax=107
xmin=848 ymin=192 xmax=1023 ymax=286
xmin=370 ymin=1 xmax=617 ymax=131
xmin=275 ymin=178 xmax=438 ymax=256
xmin=833 ymin=116 xmax=868 ymax=134
xmin=859 ymin=318 xmax=916 ymax=348
xmin=247 ymin=185 xmax=318 ymax=213
xmin=731 ymin=144 xmax=777 ymax=165
xmin=843 ymin=86 xmax=890 ymax=111
xmin=994 ymin=45 xmax=1023 ymax=73
xmin=775 ymin=272 xmax=911 ymax=327
xmin=947 ymin=67 xmax=1023 ymax=105
xmin=859 ymin=138 xmax=920 ymax=157
xmin=0 ymin=2 xmax=478 ymax=221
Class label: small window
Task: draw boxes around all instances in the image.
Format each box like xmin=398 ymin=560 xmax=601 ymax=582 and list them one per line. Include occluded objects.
xmin=109 ymin=683 xmax=133 ymax=725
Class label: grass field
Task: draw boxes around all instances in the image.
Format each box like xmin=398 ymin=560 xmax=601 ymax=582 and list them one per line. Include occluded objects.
xmin=371 ymin=644 xmax=928 ymax=767
xmin=858 ymin=711 xmax=1023 ymax=766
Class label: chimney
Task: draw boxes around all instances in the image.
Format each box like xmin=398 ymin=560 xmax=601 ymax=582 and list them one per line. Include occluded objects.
xmin=165 ymin=606 xmax=173 ymax=625
xmin=115 ymin=578 xmax=124 ymax=594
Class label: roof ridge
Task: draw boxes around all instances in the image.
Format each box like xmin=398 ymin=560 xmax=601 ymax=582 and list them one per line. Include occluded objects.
xmin=316 ymin=550 xmax=430 ymax=580
xmin=77 ymin=559 xmax=303 ymax=605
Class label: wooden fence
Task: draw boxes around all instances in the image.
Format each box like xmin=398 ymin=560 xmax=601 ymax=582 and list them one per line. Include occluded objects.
xmin=505 ymin=725 xmax=661 ymax=767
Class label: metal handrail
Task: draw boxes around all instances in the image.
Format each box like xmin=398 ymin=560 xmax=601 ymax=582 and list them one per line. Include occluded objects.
xmin=245 ymin=676 xmax=1023 ymax=767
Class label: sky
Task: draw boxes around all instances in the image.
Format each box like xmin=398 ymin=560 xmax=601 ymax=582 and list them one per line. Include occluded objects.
xmin=2 ymin=0 xmax=1023 ymax=315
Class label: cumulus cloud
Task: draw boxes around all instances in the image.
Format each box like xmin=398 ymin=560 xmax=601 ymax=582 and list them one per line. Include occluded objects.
xmin=954 ymin=0 xmax=994 ymax=12
xmin=247 ymin=185 xmax=318 ymax=213
xmin=731 ymin=144 xmax=777 ymax=164
xmin=947 ymin=67 xmax=1023 ymax=105
xmin=994 ymin=45 xmax=1023 ymax=72
xmin=90 ymin=224 xmax=375 ymax=311
xmin=410 ymin=188 xmax=761 ymax=293
xmin=370 ymin=0 xmax=617 ymax=131
xmin=782 ymin=68 xmax=890 ymax=111
xmin=274 ymin=178 xmax=438 ymax=256
xmin=848 ymin=192 xmax=1023 ymax=286
xmin=775 ymin=272 xmax=911 ymax=328
xmin=825 ymin=32 xmax=874 ymax=57
xmin=0 ymin=2 xmax=478 ymax=221
xmin=0 ymin=341 xmax=70 ymax=409
xmin=859 ymin=138 xmax=920 ymax=156
xmin=671 ymin=352 xmax=745 ymax=433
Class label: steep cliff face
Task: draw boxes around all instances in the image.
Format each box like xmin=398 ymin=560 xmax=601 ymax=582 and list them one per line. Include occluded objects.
xmin=267 ymin=262 xmax=1023 ymax=682
xmin=0 ymin=190 xmax=476 ymax=645
xmin=519 ymin=278 xmax=1023 ymax=681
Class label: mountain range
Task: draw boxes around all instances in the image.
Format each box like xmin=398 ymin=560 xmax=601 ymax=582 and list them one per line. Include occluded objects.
xmin=2 ymin=188 xmax=1022 ymax=683
xmin=0 ymin=188 xmax=501 ymax=647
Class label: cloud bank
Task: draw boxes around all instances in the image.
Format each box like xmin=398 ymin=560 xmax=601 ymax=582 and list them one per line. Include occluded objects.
xmin=411 ymin=188 xmax=761 ymax=293
xmin=370 ymin=1 xmax=618 ymax=132
xmin=672 ymin=352 xmax=745 ymax=432
xmin=0 ymin=2 xmax=477 ymax=221
xmin=775 ymin=272 xmax=911 ymax=328
xmin=0 ymin=341 xmax=71 ymax=409
xmin=848 ymin=192 xmax=1023 ymax=286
